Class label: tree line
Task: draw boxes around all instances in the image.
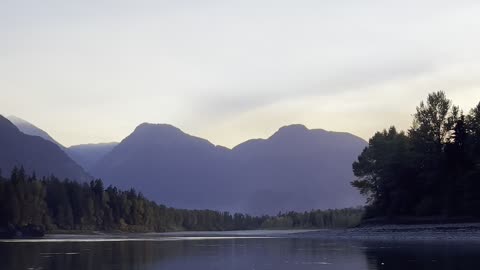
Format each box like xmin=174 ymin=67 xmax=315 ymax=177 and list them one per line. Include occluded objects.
xmin=261 ymin=208 xmax=363 ymax=229
xmin=0 ymin=167 xmax=363 ymax=233
xmin=352 ymin=91 xmax=480 ymax=219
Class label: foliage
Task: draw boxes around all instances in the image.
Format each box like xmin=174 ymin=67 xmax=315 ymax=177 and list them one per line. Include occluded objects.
xmin=261 ymin=208 xmax=364 ymax=229
xmin=352 ymin=91 xmax=480 ymax=218
xmin=0 ymin=167 xmax=362 ymax=232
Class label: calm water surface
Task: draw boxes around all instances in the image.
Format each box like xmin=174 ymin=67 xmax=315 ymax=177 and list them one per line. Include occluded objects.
xmin=1 ymin=233 xmax=479 ymax=270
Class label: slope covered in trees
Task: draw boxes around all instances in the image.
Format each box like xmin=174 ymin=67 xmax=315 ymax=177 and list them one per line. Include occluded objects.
xmin=352 ymin=91 xmax=480 ymax=219
xmin=0 ymin=167 xmax=363 ymax=234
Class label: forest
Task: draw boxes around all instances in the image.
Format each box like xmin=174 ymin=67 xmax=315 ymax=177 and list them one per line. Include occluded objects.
xmin=0 ymin=167 xmax=363 ymax=235
xmin=352 ymin=91 xmax=480 ymax=219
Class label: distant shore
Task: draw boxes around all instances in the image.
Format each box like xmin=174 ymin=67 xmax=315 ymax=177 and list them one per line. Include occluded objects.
xmin=297 ymin=223 xmax=480 ymax=241
xmin=4 ymin=224 xmax=480 ymax=242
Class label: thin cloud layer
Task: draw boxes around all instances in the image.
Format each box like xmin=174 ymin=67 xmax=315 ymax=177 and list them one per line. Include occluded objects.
xmin=1 ymin=0 xmax=480 ymax=147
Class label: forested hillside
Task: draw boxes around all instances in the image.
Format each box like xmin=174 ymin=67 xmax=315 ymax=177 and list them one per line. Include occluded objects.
xmin=0 ymin=167 xmax=363 ymax=234
xmin=352 ymin=91 xmax=480 ymax=218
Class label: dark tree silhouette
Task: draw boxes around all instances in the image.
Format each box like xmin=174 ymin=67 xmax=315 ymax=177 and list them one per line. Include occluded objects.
xmin=352 ymin=92 xmax=480 ymax=219
xmin=0 ymin=168 xmax=363 ymax=234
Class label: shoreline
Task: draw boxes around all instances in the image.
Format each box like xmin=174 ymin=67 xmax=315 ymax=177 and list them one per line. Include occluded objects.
xmin=4 ymin=224 xmax=480 ymax=242
xmin=296 ymin=223 xmax=480 ymax=241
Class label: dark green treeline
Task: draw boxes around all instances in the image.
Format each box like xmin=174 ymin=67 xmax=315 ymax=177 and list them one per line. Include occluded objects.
xmin=352 ymin=91 xmax=480 ymax=218
xmin=0 ymin=167 xmax=363 ymax=232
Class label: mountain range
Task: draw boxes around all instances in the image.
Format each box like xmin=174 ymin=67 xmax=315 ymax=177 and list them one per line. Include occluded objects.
xmin=92 ymin=123 xmax=367 ymax=214
xmin=1 ymin=115 xmax=367 ymax=214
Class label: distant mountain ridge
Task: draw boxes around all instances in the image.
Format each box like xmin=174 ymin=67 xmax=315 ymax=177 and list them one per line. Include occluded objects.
xmin=6 ymin=115 xmax=118 ymax=173
xmin=66 ymin=142 xmax=118 ymax=172
xmin=93 ymin=123 xmax=367 ymax=214
xmin=0 ymin=115 xmax=90 ymax=181
xmin=7 ymin=115 xmax=65 ymax=149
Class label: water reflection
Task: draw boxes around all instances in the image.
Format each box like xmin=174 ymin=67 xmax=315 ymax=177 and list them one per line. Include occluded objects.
xmin=1 ymin=237 xmax=479 ymax=270
xmin=364 ymin=241 xmax=480 ymax=270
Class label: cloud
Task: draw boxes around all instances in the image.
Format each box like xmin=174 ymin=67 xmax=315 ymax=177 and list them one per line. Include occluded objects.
xmin=1 ymin=0 xmax=480 ymax=146
xmin=190 ymin=57 xmax=438 ymax=120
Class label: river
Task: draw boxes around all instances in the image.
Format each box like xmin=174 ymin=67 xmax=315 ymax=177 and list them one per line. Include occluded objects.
xmin=1 ymin=231 xmax=479 ymax=270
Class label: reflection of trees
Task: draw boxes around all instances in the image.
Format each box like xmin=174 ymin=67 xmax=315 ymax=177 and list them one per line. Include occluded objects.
xmin=153 ymin=238 xmax=371 ymax=269
xmin=0 ymin=241 xmax=190 ymax=270
xmin=4 ymin=239 xmax=480 ymax=270
xmin=363 ymin=242 xmax=480 ymax=270
xmin=0 ymin=239 xmax=371 ymax=270
xmin=17 ymin=239 xmax=480 ymax=270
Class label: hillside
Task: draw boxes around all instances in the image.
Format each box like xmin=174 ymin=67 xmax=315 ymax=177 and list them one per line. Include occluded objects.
xmin=0 ymin=115 xmax=90 ymax=181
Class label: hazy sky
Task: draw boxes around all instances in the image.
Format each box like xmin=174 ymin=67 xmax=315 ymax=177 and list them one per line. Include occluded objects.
xmin=1 ymin=0 xmax=480 ymax=147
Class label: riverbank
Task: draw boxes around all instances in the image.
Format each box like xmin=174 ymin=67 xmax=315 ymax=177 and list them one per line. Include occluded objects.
xmin=0 ymin=229 xmax=318 ymax=242
xmin=297 ymin=223 xmax=480 ymax=241
xmin=4 ymin=224 xmax=480 ymax=242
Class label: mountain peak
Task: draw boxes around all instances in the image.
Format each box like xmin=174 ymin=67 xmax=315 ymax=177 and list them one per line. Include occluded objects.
xmin=6 ymin=115 xmax=64 ymax=148
xmin=6 ymin=115 xmax=28 ymax=123
xmin=130 ymin=123 xmax=187 ymax=142
xmin=134 ymin=122 xmax=182 ymax=133
xmin=278 ymin=124 xmax=309 ymax=132
xmin=0 ymin=115 xmax=20 ymax=133
xmin=271 ymin=124 xmax=311 ymax=139
xmin=117 ymin=122 xmax=217 ymax=150
xmin=6 ymin=115 xmax=35 ymax=128
xmin=0 ymin=115 xmax=90 ymax=181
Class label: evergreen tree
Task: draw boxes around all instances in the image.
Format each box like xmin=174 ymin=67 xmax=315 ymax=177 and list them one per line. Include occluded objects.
xmin=352 ymin=92 xmax=480 ymax=219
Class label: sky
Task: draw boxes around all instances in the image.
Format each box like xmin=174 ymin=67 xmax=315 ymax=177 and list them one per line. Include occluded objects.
xmin=1 ymin=0 xmax=480 ymax=147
